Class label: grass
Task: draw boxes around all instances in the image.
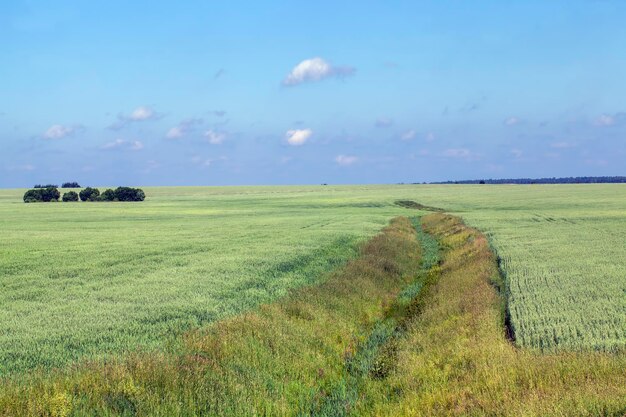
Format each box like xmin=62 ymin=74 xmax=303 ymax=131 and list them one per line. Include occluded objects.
xmin=354 ymin=214 xmax=626 ymax=416
xmin=2 ymin=213 xmax=623 ymax=416
xmin=0 ymin=186 xmax=405 ymax=375
xmin=0 ymin=184 xmax=625 ymax=377
xmin=0 ymin=216 xmax=423 ymax=416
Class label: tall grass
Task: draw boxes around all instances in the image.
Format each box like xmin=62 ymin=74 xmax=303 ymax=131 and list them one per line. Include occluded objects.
xmin=1 ymin=184 xmax=624 ymax=378
xmin=0 ymin=217 xmax=422 ymax=416
xmin=355 ymin=214 xmax=626 ymax=416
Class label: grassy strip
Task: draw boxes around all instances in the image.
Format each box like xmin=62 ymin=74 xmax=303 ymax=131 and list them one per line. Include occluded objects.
xmin=315 ymin=217 xmax=441 ymax=416
xmin=0 ymin=217 xmax=421 ymax=417
xmin=354 ymin=213 xmax=626 ymax=416
xmin=394 ymin=200 xmax=444 ymax=212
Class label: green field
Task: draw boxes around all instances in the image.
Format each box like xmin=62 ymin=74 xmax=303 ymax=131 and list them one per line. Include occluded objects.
xmin=1 ymin=184 xmax=625 ymax=377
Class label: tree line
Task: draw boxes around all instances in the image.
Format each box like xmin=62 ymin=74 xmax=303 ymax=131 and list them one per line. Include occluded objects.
xmin=24 ymin=186 xmax=145 ymax=203
xmin=430 ymin=176 xmax=626 ymax=185
xmin=33 ymin=182 xmax=82 ymax=188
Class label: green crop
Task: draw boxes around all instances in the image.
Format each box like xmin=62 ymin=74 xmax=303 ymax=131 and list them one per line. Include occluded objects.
xmin=0 ymin=183 xmax=624 ymax=378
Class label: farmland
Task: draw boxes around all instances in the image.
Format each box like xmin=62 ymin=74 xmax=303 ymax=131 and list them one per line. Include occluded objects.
xmin=0 ymin=184 xmax=625 ymax=375
xmin=0 ymin=184 xmax=625 ymax=414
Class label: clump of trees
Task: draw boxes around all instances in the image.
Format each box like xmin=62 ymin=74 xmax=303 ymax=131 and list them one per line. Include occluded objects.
xmin=62 ymin=191 xmax=79 ymax=202
xmin=79 ymin=187 xmax=101 ymax=201
xmin=33 ymin=184 xmax=58 ymax=189
xmin=23 ymin=187 xmax=61 ymax=203
xmin=98 ymin=187 xmax=145 ymax=201
xmin=61 ymin=182 xmax=81 ymax=188
xmin=24 ymin=186 xmax=145 ymax=203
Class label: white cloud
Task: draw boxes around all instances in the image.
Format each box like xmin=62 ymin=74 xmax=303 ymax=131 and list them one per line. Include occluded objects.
xmin=595 ymin=112 xmax=626 ymax=127
xmin=335 ymin=155 xmax=358 ymax=166
xmin=166 ymin=126 xmax=184 ymax=139
xmin=504 ymin=116 xmax=521 ymax=126
xmin=43 ymin=124 xmax=76 ymax=139
xmin=110 ymin=106 xmax=161 ymax=129
xmin=101 ymin=139 xmax=126 ymax=150
xmin=129 ymin=106 xmax=154 ymax=121
xmin=425 ymin=132 xmax=436 ymax=142
xmin=285 ymin=129 xmax=312 ymax=146
xmin=511 ymin=148 xmax=523 ymax=158
xmin=550 ymin=141 xmax=574 ymax=149
xmin=375 ymin=118 xmax=393 ymax=128
xmin=204 ymin=129 xmax=226 ymax=144
xmin=442 ymin=148 xmax=479 ymax=160
xmin=400 ymin=129 xmax=416 ymax=141
xmin=166 ymin=118 xmax=203 ymax=139
xmin=282 ymin=57 xmax=355 ymax=86
xmin=101 ymin=139 xmax=143 ymax=151
xmin=597 ymin=114 xmax=614 ymax=126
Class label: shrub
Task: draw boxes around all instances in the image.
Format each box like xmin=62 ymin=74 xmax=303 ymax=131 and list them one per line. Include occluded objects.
xmin=34 ymin=184 xmax=58 ymax=189
xmin=61 ymin=182 xmax=81 ymax=188
xmin=23 ymin=187 xmax=60 ymax=203
xmin=79 ymin=187 xmax=100 ymax=202
xmin=23 ymin=189 xmax=42 ymax=203
xmin=113 ymin=187 xmax=145 ymax=202
xmin=100 ymin=189 xmax=116 ymax=201
xmin=62 ymin=191 xmax=79 ymax=202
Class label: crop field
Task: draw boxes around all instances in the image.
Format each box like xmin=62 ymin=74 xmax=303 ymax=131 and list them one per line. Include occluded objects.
xmin=0 ymin=184 xmax=625 ymax=380
xmin=1 ymin=184 xmax=625 ymax=415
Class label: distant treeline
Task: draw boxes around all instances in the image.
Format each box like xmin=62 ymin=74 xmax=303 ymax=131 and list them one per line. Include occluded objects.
xmin=24 ymin=186 xmax=145 ymax=203
xmin=34 ymin=182 xmax=81 ymax=188
xmin=430 ymin=176 xmax=626 ymax=185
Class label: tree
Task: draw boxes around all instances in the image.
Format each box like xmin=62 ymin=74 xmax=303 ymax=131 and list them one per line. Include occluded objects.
xmin=23 ymin=187 xmax=60 ymax=203
xmin=79 ymin=187 xmax=100 ymax=202
xmin=61 ymin=182 xmax=81 ymax=188
xmin=100 ymin=189 xmax=116 ymax=201
xmin=113 ymin=187 xmax=145 ymax=201
xmin=23 ymin=189 xmax=42 ymax=203
xmin=62 ymin=191 xmax=79 ymax=202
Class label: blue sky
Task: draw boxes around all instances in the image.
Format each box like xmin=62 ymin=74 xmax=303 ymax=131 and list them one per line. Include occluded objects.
xmin=2 ymin=0 xmax=626 ymax=187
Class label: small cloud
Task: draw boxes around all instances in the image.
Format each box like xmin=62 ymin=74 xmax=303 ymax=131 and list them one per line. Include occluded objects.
xmin=441 ymin=148 xmax=479 ymax=161
xmin=400 ymin=129 xmax=416 ymax=141
xmin=212 ymin=110 xmax=226 ymax=117
xmin=101 ymin=139 xmax=143 ymax=151
xmin=596 ymin=114 xmax=614 ymax=126
xmin=191 ymin=155 xmax=227 ymax=167
xmin=550 ymin=141 xmax=574 ymax=149
xmin=425 ymin=132 xmax=436 ymax=142
xmin=511 ymin=148 xmax=523 ymax=158
xmin=42 ymin=124 xmax=79 ymax=139
xmin=166 ymin=126 xmax=184 ymax=139
xmin=335 ymin=155 xmax=358 ymax=166
xmin=141 ymin=160 xmax=160 ymax=173
xmin=504 ymin=116 xmax=521 ymax=126
xmin=204 ymin=129 xmax=227 ymax=144
xmin=109 ymin=106 xmax=161 ymax=130
xmin=101 ymin=139 xmax=126 ymax=150
xmin=129 ymin=106 xmax=154 ymax=121
xmin=285 ymin=129 xmax=312 ymax=146
xmin=595 ymin=112 xmax=626 ymax=126
xmin=166 ymin=118 xmax=203 ymax=139
xmin=11 ymin=164 xmax=36 ymax=171
xmin=214 ymin=68 xmax=225 ymax=79
xmin=375 ymin=118 xmax=393 ymax=128
xmin=585 ymin=158 xmax=609 ymax=166
xmin=282 ymin=57 xmax=355 ymax=86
